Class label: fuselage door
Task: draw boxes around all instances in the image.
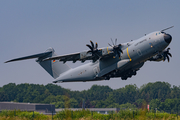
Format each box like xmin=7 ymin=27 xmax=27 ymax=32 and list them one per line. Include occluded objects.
xmin=137 ymin=49 xmax=142 ymax=56
xmin=93 ymin=67 xmax=99 ymax=76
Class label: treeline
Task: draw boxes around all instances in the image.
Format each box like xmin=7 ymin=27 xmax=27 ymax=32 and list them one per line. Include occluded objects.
xmin=0 ymin=81 xmax=180 ymax=111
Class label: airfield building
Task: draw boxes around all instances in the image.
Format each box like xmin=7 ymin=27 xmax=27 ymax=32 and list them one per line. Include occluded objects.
xmin=0 ymin=102 xmax=55 ymax=114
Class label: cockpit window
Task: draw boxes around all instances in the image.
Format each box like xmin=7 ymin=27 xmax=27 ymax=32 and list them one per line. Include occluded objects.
xmin=156 ymin=32 xmax=166 ymax=35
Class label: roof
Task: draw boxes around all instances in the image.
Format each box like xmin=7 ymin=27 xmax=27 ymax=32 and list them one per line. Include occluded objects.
xmin=0 ymin=102 xmax=52 ymax=105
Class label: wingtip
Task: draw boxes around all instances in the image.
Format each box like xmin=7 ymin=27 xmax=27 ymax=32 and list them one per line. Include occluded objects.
xmin=4 ymin=60 xmax=10 ymax=63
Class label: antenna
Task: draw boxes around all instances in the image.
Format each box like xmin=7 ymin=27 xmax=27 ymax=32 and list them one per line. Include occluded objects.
xmin=161 ymin=26 xmax=174 ymax=32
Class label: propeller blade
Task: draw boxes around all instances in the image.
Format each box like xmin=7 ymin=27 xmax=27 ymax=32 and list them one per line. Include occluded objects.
xmin=109 ymin=39 xmax=123 ymax=58
xmin=108 ymin=43 xmax=113 ymax=47
xmin=160 ymin=47 xmax=172 ymax=62
xmin=86 ymin=41 xmax=100 ymax=62
xmin=167 ymin=48 xmax=170 ymax=51
xmin=95 ymin=42 xmax=98 ymax=49
xmin=118 ymin=46 xmax=123 ymax=53
xmin=120 ymin=49 xmax=123 ymax=54
xmin=111 ymin=38 xmax=115 ymax=46
xmin=86 ymin=44 xmax=93 ymax=51
xmin=167 ymin=53 xmax=172 ymax=57
xmin=166 ymin=54 xmax=170 ymax=62
xmin=115 ymin=38 xmax=117 ymax=45
xmin=90 ymin=40 xmax=94 ymax=49
xmin=163 ymin=54 xmax=166 ymax=61
xmin=87 ymin=50 xmax=92 ymax=54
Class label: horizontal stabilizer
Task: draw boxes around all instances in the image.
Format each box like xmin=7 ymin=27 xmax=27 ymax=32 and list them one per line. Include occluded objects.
xmin=5 ymin=51 xmax=52 ymax=63
xmin=5 ymin=48 xmax=71 ymax=79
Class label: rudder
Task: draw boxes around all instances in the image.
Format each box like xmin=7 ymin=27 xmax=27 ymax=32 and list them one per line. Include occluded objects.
xmin=36 ymin=48 xmax=71 ymax=79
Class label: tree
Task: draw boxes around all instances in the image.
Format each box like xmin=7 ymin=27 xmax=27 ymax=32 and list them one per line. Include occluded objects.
xmin=1 ymin=81 xmax=180 ymax=109
xmin=45 ymin=84 xmax=69 ymax=96
xmin=0 ymin=91 xmax=8 ymax=101
xmin=43 ymin=95 xmax=56 ymax=103
xmin=139 ymin=81 xmax=171 ymax=101
xmin=163 ymin=99 xmax=175 ymax=110
xmin=64 ymin=95 xmax=70 ymax=108
xmin=134 ymin=99 xmax=145 ymax=108
xmin=2 ymin=83 xmax=17 ymax=101
xmin=149 ymin=99 xmax=161 ymax=110
xmin=70 ymin=98 xmax=78 ymax=108
xmin=119 ymin=103 xmax=136 ymax=109
xmin=85 ymin=85 xmax=113 ymax=101
xmin=114 ymin=84 xmax=138 ymax=105
xmin=170 ymin=85 xmax=180 ymax=99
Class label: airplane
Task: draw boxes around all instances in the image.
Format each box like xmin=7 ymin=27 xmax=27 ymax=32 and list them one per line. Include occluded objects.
xmin=5 ymin=26 xmax=173 ymax=83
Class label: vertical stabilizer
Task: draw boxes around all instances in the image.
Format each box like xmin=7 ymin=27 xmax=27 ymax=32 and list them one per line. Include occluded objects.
xmin=36 ymin=48 xmax=71 ymax=79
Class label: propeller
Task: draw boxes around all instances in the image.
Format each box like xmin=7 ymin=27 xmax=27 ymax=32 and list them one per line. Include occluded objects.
xmin=86 ymin=40 xmax=99 ymax=58
xmin=108 ymin=38 xmax=123 ymax=58
xmin=162 ymin=48 xmax=172 ymax=62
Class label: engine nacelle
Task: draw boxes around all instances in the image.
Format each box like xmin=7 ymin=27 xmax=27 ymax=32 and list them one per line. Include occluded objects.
xmin=149 ymin=54 xmax=164 ymax=62
xmin=149 ymin=48 xmax=172 ymax=62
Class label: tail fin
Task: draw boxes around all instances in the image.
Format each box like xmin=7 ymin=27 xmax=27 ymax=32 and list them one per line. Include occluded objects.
xmin=5 ymin=48 xmax=71 ymax=79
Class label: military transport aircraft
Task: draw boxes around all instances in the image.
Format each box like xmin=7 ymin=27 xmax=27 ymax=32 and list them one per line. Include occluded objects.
xmin=5 ymin=27 xmax=173 ymax=83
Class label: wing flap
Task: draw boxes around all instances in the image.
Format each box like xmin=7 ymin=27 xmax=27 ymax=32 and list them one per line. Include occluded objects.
xmin=44 ymin=52 xmax=81 ymax=62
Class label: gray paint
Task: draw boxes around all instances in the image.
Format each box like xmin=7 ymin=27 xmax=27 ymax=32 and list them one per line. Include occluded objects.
xmin=5 ymin=30 xmax=172 ymax=83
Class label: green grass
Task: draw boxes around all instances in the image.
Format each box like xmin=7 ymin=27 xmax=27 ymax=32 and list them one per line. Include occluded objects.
xmin=0 ymin=110 xmax=48 ymax=120
xmin=0 ymin=109 xmax=179 ymax=120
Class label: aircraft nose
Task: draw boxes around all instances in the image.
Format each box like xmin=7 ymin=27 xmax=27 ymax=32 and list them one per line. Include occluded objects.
xmin=164 ymin=34 xmax=172 ymax=44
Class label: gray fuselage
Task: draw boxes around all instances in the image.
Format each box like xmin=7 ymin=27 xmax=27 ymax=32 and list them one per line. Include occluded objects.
xmin=54 ymin=31 xmax=170 ymax=82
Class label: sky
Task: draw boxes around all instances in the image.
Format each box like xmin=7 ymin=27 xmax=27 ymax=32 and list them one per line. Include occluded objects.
xmin=0 ymin=0 xmax=180 ymax=91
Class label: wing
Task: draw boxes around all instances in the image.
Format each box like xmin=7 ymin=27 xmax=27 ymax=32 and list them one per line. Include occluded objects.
xmin=44 ymin=51 xmax=95 ymax=63
xmin=43 ymin=45 xmax=125 ymax=63
xmin=44 ymin=40 xmax=126 ymax=63
xmin=44 ymin=48 xmax=115 ymax=63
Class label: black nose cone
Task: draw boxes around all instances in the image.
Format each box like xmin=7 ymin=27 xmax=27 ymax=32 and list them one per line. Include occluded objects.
xmin=164 ymin=34 xmax=172 ymax=44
